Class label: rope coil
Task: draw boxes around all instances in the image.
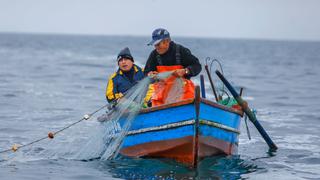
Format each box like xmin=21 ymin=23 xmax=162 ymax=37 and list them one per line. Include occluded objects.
xmin=0 ymin=104 xmax=108 ymax=154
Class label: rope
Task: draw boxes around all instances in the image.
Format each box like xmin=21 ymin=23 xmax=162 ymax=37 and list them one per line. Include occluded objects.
xmin=0 ymin=103 xmax=109 ymax=154
xmin=244 ymin=109 xmax=257 ymax=140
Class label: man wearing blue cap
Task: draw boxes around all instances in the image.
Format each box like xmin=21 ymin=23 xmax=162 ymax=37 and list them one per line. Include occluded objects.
xmin=144 ymin=28 xmax=201 ymax=78
xmin=106 ymin=47 xmax=144 ymax=103
xmin=144 ymin=28 xmax=202 ymax=106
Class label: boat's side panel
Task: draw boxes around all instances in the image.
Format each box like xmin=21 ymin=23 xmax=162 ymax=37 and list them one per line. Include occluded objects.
xmin=200 ymin=125 xmax=238 ymax=144
xmin=121 ymin=135 xmax=236 ymax=164
xmin=120 ymin=104 xmax=195 ymax=130
xmin=122 ymin=125 xmax=194 ymax=148
xmin=121 ymin=136 xmax=196 ymax=164
xmin=199 ymin=103 xmax=240 ymax=143
xmin=200 ymin=103 xmax=241 ymax=129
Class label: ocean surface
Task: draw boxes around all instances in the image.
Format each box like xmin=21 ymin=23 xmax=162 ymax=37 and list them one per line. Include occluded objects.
xmin=0 ymin=33 xmax=319 ymax=179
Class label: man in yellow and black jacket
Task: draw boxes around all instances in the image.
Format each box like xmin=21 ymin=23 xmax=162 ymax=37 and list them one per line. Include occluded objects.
xmin=106 ymin=47 xmax=144 ymax=103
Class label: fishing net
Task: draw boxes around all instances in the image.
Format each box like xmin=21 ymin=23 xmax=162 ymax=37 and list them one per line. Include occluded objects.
xmin=1 ymin=72 xmax=189 ymax=163
xmin=75 ymin=71 xmax=188 ymax=160
xmin=164 ymin=75 xmax=184 ymax=104
xmin=75 ymin=71 xmax=191 ymax=160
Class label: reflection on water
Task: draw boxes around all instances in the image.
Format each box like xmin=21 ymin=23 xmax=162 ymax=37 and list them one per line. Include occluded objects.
xmin=99 ymin=155 xmax=261 ymax=179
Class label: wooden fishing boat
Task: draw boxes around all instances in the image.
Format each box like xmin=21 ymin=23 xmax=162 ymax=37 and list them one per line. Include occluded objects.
xmin=119 ymin=87 xmax=243 ymax=167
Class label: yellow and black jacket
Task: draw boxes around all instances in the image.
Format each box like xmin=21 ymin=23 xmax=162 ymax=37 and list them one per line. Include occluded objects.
xmin=106 ymin=65 xmax=144 ymax=102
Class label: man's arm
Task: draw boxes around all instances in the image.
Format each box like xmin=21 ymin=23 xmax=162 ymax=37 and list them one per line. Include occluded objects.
xmin=181 ymin=46 xmax=202 ymax=77
xmin=106 ymin=75 xmax=123 ymax=103
xmin=143 ymin=52 xmax=157 ymax=76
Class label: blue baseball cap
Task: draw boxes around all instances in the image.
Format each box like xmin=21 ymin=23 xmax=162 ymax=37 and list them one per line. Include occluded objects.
xmin=147 ymin=28 xmax=170 ymax=46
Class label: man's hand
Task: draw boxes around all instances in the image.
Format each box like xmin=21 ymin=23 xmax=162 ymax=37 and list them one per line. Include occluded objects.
xmin=148 ymin=71 xmax=159 ymax=80
xmin=147 ymin=71 xmax=159 ymax=77
xmin=118 ymin=93 xmax=124 ymax=98
xmin=172 ymin=68 xmax=188 ymax=77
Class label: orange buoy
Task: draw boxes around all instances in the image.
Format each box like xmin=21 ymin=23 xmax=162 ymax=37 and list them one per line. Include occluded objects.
xmin=11 ymin=144 xmax=19 ymax=152
xmin=48 ymin=132 xmax=54 ymax=139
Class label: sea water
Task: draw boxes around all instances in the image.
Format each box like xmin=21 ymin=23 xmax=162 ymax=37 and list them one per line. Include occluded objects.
xmin=0 ymin=33 xmax=320 ymax=179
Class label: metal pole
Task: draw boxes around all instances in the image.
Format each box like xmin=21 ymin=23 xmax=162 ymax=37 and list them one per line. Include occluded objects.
xmin=200 ymin=75 xmax=206 ymax=98
xmin=204 ymin=65 xmax=219 ymax=102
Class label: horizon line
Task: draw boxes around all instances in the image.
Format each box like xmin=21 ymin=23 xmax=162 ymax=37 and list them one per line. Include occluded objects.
xmin=0 ymin=30 xmax=319 ymax=43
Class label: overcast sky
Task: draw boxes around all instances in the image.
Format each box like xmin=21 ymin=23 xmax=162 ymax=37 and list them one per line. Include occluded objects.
xmin=1 ymin=0 xmax=320 ymax=41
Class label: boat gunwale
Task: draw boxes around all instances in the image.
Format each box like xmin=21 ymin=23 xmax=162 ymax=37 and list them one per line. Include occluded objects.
xmin=139 ymin=98 xmax=243 ymax=116
xmin=201 ymin=98 xmax=244 ymax=116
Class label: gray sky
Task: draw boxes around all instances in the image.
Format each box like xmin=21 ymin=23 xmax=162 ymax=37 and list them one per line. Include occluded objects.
xmin=1 ymin=0 xmax=320 ymax=41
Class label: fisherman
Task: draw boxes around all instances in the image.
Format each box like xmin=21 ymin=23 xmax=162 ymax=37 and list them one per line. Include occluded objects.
xmin=106 ymin=47 xmax=144 ymax=103
xmin=144 ymin=28 xmax=202 ymax=106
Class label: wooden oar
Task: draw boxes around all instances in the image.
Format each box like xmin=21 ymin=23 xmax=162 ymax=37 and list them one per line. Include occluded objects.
xmin=215 ymin=70 xmax=278 ymax=151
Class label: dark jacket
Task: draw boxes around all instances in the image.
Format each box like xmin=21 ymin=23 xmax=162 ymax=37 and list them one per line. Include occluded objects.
xmin=106 ymin=65 xmax=144 ymax=102
xmin=144 ymin=41 xmax=202 ymax=78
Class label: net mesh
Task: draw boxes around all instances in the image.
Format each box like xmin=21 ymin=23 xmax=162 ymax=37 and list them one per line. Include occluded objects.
xmin=1 ymin=72 xmax=188 ymax=163
xmin=75 ymin=72 xmax=186 ymax=160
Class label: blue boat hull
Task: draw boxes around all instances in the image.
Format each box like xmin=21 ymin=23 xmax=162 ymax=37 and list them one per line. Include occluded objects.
xmin=119 ymin=98 xmax=242 ymax=166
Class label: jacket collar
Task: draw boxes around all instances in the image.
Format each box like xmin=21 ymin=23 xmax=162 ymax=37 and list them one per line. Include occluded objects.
xmin=118 ymin=64 xmax=139 ymax=75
